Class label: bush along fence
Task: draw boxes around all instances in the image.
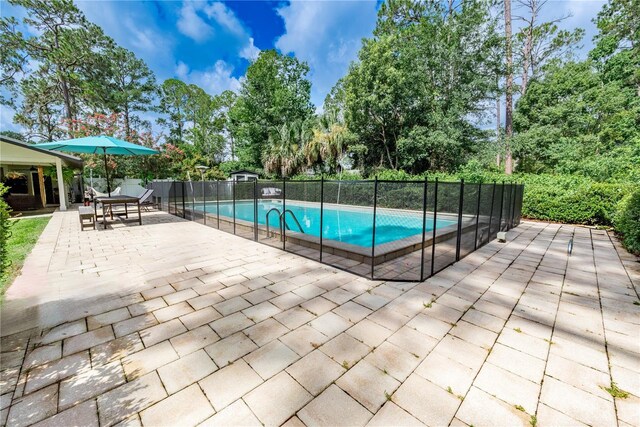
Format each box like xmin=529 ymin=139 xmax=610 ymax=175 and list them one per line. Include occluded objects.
xmin=148 ymin=179 xmax=524 ymax=282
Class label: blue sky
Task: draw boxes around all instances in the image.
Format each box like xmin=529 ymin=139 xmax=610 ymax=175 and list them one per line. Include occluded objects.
xmin=1 ymin=0 xmax=606 ymax=134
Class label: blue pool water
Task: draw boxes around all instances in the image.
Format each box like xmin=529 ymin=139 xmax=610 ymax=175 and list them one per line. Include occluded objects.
xmin=195 ymin=200 xmax=456 ymax=248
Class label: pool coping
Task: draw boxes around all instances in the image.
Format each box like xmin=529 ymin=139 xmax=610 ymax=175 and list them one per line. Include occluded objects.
xmin=182 ymin=199 xmax=481 ymax=266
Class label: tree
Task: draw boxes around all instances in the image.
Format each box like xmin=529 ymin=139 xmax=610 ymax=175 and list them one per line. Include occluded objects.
xmin=263 ymin=121 xmax=311 ymax=177
xmin=0 ymin=16 xmax=27 ymax=105
xmin=343 ymin=0 xmax=500 ymax=173
xmin=304 ymin=84 xmax=353 ymax=173
xmin=230 ymin=50 xmax=314 ymax=168
xmin=13 ymin=72 xmax=66 ymax=141
xmin=7 ymin=0 xmax=113 ymax=135
xmin=513 ymin=0 xmax=584 ymax=96
xmin=590 ymin=0 xmax=639 ymax=96
xmin=92 ymin=46 xmax=157 ymax=140
xmin=504 ymin=0 xmax=514 ymax=175
xmin=215 ymin=90 xmax=238 ymax=160
xmin=156 ymin=78 xmax=189 ymax=144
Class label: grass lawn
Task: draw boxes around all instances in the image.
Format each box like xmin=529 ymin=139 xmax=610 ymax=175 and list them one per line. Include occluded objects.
xmin=1 ymin=216 xmax=51 ymax=301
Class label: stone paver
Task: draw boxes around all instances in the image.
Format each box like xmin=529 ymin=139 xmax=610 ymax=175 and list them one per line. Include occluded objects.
xmin=243 ymin=372 xmax=312 ymax=426
xmin=286 ymin=350 xmax=345 ymax=396
xmin=1 ymin=211 xmax=638 ymax=427
xmin=140 ymin=384 xmax=214 ymax=427
xmin=200 ymin=399 xmax=261 ymax=426
xmin=298 ymin=385 xmax=372 ymax=426
xmin=199 ymin=360 xmax=262 ymax=411
xmin=157 ymin=349 xmax=217 ymax=394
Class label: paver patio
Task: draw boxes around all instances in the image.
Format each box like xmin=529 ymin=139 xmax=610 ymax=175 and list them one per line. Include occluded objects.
xmin=1 ymin=209 xmax=638 ymax=426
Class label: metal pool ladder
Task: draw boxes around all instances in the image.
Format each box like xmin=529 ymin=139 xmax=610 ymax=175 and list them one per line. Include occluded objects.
xmin=265 ymin=207 xmax=305 ymax=240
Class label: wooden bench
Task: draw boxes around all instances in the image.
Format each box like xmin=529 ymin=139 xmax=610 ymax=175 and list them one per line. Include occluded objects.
xmin=78 ymin=206 xmax=95 ymax=230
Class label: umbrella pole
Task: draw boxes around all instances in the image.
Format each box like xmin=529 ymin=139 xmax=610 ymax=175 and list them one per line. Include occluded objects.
xmin=103 ymin=147 xmax=112 ymax=197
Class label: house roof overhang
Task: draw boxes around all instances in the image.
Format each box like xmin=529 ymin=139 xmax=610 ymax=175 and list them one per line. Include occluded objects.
xmin=0 ymin=136 xmax=83 ymax=169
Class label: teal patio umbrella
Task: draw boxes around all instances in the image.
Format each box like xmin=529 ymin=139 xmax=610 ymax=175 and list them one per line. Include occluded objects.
xmin=35 ymin=135 xmax=158 ymax=197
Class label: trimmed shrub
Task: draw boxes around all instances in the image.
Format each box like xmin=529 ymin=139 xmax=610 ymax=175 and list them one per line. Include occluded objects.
xmin=520 ymin=175 xmax=632 ymax=225
xmin=615 ymin=189 xmax=640 ymax=254
xmin=0 ymin=184 xmax=12 ymax=281
xmin=289 ymin=169 xmax=635 ymax=227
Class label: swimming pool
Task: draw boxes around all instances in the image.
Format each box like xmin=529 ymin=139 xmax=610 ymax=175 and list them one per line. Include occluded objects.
xmin=194 ymin=200 xmax=457 ymax=248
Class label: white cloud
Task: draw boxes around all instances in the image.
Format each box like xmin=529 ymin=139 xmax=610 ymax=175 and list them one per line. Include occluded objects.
xmin=175 ymin=60 xmax=241 ymax=95
xmin=177 ymin=2 xmax=214 ymax=43
xmin=240 ymin=37 xmax=260 ymax=61
xmin=76 ymin=1 xmax=175 ymax=80
xmin=176 ymin=61 xmax=190 ymax=79
xmin=203 ymin=2 xmax=245 ymax=37
xmin=275 ymin=1 xmax=378 ymax=107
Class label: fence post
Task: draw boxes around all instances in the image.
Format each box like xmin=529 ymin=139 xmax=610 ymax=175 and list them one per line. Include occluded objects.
xmin=253 ymin=179 xmax=258 ymax=241
xmin=216 ymin=181 xmax=220 ymax=229
xmin=498 ymin=181 xmax=505 ymax=231
xmin=510 ymin=182 xmax=516 ymax=229
xmin=431 ymin=178 xmax=439 ymax=277
xmin=232 ymin=181 xmax=236 ymax=235
xmin=320 ymin=176 xmax=324 ymax=263
xmin=420 ymin=177 xmax=428 ymax=281
xmin=455 ymin=179 xmax=465 ymax=261
xmin=371 ymin=177 xmax=379 ymax=280
xmin=203 ymin=180 xmax=207 ymax=225
xmin=171 ymin=181 xmax=175 ymax=215
xmin=474 ymin=181 xmax=482 ymax=250
xmin=181 ymin=181 xmax=186 ymax=219
xmin=488 ymin=181 xmax=496 ymax=240
xmin=282 ymin=178 xmax=286 ymax=250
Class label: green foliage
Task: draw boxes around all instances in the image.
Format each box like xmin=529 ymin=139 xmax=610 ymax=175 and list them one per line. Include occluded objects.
xmin=218 ymin=161 xmax=257 ymax=176
xmin=615 ymin=189 xmax=640 ymax=254
xmin=343 ymin=0 xmax=500 ymax=172
xmin=0 ymin=184 xmax=12 ymax=285
xmin=230 ymin=50 xmax=314 ymax=168
xmin=519 ymin=175 xmax=631 ymax=225
xmin=514 ymin=59 xmax=640 ymax=181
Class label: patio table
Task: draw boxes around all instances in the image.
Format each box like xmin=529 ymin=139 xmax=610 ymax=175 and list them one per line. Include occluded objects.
xmin=94 ymin=195 xmax=142 ymax=229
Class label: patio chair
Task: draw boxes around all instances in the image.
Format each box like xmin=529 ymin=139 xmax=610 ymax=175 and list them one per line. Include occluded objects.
xmin=90 ymin=186 xmax=121 ymax=219
xmin=261 ymin=187 xmax=282 ymax=198
xmin=139 ymin=189 xmax=154 ymax=211
xmin=108 ymin=189 xmax=154 ymax=214
xmin=88 ymin=186 xmax=121 ymax=199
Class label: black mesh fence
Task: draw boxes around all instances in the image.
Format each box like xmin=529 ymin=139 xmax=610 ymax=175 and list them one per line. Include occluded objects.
xmin=282 ymin=180 xmax=322 ymax=262
xmin=321 ymin=180 xmax=375 ymax=277
xmin=374 ymin=181 xmax=425 ymax=281
xmin=459 ymin=183 xmax=480 ymax=260
xmin=148 ymin=178 xmax=524 ymax=282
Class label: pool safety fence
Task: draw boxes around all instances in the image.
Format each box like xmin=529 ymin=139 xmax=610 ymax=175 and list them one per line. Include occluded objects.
xmin=148 ymin=178 xmax=524 ymax=282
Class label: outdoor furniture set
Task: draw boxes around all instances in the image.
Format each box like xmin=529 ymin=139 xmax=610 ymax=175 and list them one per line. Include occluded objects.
xmin=79 ymin=188 xmax=154 ymax=230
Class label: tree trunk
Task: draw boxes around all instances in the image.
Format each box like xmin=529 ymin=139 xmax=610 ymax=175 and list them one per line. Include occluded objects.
xmin=124 ymin=103 xmax=131 ymax=141
xmin=496 ymin=94 xmax=501 ymax=167
xmin=504 ymin=0 xmax=514 ymax=175
xmin=521 ymin=0 xmax=537 ymax=96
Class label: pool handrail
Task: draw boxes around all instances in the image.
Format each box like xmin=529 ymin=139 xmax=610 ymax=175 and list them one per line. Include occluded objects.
xmin=280 ymin=209 xmax=305 ymax=236
xmin=266 ymin=207 xmax=282 ymax=238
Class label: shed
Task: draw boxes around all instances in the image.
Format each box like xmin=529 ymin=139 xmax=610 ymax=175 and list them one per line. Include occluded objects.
xmin=229 ymin=170 xmax=259 ymax=182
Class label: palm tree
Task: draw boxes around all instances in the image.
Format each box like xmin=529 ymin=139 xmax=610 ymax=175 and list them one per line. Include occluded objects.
xmin=263 ymin=121 xmax=311 ymax=177
xmin=303 ymin=113 xmax=350 ymax=173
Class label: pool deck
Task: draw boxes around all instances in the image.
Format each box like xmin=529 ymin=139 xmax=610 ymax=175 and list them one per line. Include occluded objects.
xmin=1 ymin=209 xmax=639 ymax=426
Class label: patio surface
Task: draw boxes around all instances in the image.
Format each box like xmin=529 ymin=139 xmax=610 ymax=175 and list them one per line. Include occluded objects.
xmin=1 ymin=209 xmax=639 ymax=427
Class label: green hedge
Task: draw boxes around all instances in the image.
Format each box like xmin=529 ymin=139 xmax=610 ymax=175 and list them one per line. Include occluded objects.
xmin=615 ymin=189 xmax=640 ymax=254
xmin=289 ymin=170 xmax=635 ymax=228
xmin=0 ymin=184 xmax=12 ymax=282
xmin=518 ymin=175 xmax=632 ymax=225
